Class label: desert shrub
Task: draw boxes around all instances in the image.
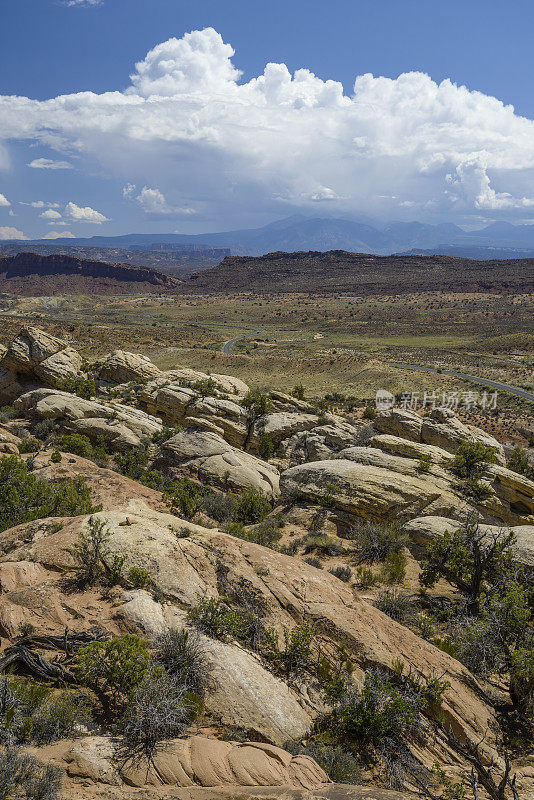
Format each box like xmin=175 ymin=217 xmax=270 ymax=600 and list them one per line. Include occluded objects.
xmin=153 ymin=628 xmax=212 ymax=694
xmin=188 ymin=594 xmax=264 ymax=649
xmin=241 ymin=388 xmax=273 ymax=419
xmin=258 ymin=433 xmax=275 ymax=460
xmin=355 ymin=566 xmax=380 ymax=588
xmin=32 ymin=419 xmax=55 ymax=442
xmin=291 ymin=384 xmax=306 ymax=400
xmin=375 ymin=589 xmax=415 ymax=624
xmin=191 ymin=377 xmax=218 ymax=397
xmin=285 ymin=741 xmax=362 ymax=783
xmin=50 ymin=449 xmax=62 ymax=463
xmin=75 ymin=635 xmax=151 ymax=714
xmin=151 ymin=425 xmax=182 ymax=445
xmin=329 ymin=565 xmax=352 ymax=582
xmin=507 ymin=445 xmax=534 ymax=480
xmin=228 ymin=518 xmax=282 ymax=549
xmin=0 ymin=677 xmax=92 ymax=745
xmin=128 ymin=566 xmax=150 ymax=589
xmin=232 ymin=488 xmax=272 ymax=524
xmin=0 ymin=747 xmax=62 ymax=800
xmin=417 ymin=453 xmax=432 ymax=473
xmin=30 ymin=690 xmax=93 ymax=744
xmin=55 ymin=433 xmax=92 ymax=458
xmin=280 ymin=539 xmax=299 ymax=556
xmin=303 ymin=532 xmax=344 ymax=557
xmin=18 ymin=436 xmax=40 ymax=453
xmin=58 ymin=374 xmax=96 ymax=399
xmin=265 ymin=623 xmax=316 ymax=676
xmin=380 ymin=549 xmax=407 ymax=584
xmin=0 ymin=455 xmax=97 ymax=533
xmin=114 ymin=446 xmax=150 ymax=480
xmin=67 ymin=517 xmax=114 ymax=588
xmin=451 ymin=441 xmax=497 ymax=479
xmin=332 ymin=669 xmax=421 ymax=746
xmin=164 ymin=477 xmax=206 ymax=519
xmin=200 ymin=491 xmax=236 ymax=523
xmin=305 ymin=556 xmax=323 ymax=569
xmin=362 ymin=405 xmax=377 ymax=420
xmin=116 ymin=665 xmax=193 ymax=766
xmin=419 ymin=514 xmax=516 ymax=615
xmin=0 ymin=405 xmax=17 ymax=422
xmin=347 ymin=521 xmax=408 ymax=565
xmin=510 ymin=644 xmax=534 ymax=714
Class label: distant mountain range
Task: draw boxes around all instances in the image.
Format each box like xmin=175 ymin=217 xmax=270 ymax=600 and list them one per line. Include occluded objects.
xmin=7 ymin=216 xmax=534 ymax=258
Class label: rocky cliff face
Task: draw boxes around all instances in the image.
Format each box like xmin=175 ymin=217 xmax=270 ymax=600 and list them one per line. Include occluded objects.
xmin=0 ymin=252 xmax=182 ymax=295
xmin=188 ymin=250 xmax=534 ymax=294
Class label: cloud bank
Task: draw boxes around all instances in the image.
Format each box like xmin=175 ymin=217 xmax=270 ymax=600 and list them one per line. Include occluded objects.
xmin=2 ymin=27 xmax=534 ymax=224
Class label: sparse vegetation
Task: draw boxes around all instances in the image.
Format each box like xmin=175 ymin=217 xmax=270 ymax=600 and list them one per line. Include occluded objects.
xmin=58 ymin=374 xmax=96 ymax=399
xmin=0 ymin=455 xmax=98 ymax=533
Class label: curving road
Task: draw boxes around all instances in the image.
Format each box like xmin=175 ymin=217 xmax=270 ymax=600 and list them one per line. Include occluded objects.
xmin=388 ymin=362 xmax=534 ymax=403
xmin=221 ymin=329 xmax=265 ymax=354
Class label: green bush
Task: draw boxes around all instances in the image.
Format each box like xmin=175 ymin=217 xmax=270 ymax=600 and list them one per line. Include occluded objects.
xmin=164 ymin=477 xmax=206 ymax=519
xmin=419 ymin=514 xmax=515 ymax=615
xmin=67 ymin=517 xmax=115 ymax=588
xmin=303 ymin=532 xmax=344 ymax=557
xmin=380 ymin=549 xmax=407 ymax=584
xmin=347 ymin=521 xmax=408 ymax=565
xmin=75 ymin=634 xmax=151 ymax=714
xmin=191 ymin=377 xmax=218 ymax=397
xmin=264 ymin=623 xmax=316 ymax=676
xmin=55 ymin=433 xmax=108 ymax=465
xmin=128 ymin=566 xmax=150 ymax=589
xmin=329 ymin=565 xmax=352 ymax=582
xmin=258 ymin=433 xmax=275 ymax=460
xmin=507 ymin=445 xmax=534 ymax=480
xmin=241 ymin=389 xmax=273 ymax=419
xmin=362 ymin=405 xmax=377 ymax=420
xmin=18 ymin=437 xmax=40 ymax=454
xmin=114 ymin=446 xmax=150 ymax=480
xmin=225 ymin=518 xmax=282 ymax=549
xmin=417 ymin=453 xmax=432 ymax=473
xmin=200 ymin=491 xmax=236 ymax=523
xmin=375 ymin=589 xmax=415 ymax=624
xmin=232 ymin=488 xmax=272 ymax=524
xmin=305 ymin=556 xmax=323 ymax=569
xmin=152 ymin=425 xmax=183 ymax=445
xmin=0 ymin=455 xmax=98 ymax=533
xmin=57 ymin=374 xmax=96 ymax=399
xmin=291 ymin=384 xmax=306 ymax=400
xmin=332 ymin=670 xmax=420 ymax=746
xmin=451 ymin=441 xmax=497 ymax=480
xmin=187 ymin=595 xmax=259 ymax=645
xmin=50 ymin=449 xmax=62 ymax=463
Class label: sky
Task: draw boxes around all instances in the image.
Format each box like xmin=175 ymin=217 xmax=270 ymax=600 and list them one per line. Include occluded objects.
xmin=1 ymin=0 xmax=534 ymax=240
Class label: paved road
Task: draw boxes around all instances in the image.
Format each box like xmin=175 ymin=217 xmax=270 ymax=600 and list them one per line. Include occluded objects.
xmin=221 ymin=329 xmax=265 ymax=354
xmin=388 ymin=361 xmax=534 ymax=403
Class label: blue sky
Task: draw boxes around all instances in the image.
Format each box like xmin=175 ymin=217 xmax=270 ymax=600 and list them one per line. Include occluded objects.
xmin=1 ymin=0 xmax=534 ymax=239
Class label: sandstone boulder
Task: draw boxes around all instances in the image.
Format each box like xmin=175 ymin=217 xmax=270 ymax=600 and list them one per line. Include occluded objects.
xmin=154 ymin=429 xmax=280 ymax=496
xmin=374 ymin=407 xmax=506 ymax=464
xmin=15 ymin=388 xmax=162 ymax=451
xmin=279 ymin=419 xmax=365 ymax=465
xmin=0 ymin=423 xmax=21 ymax=454
xmin=96 ymin=349 xmax=161 ymax=385
xmin=280 ymin=449 xmax=533 ymax=526
xmin=0 ymin=327 xmax=82 ymax=404
xmin=139 ymin=382 xmax=249 ymax=448
xmin=249 ymin=412 xmax=320 ymax=453
xmin=53 ymin=735 xmax=330 ymax=790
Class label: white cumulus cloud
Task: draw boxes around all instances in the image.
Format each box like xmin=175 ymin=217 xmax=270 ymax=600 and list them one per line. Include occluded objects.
xmin=0 ymin=226 xmax=27 ymax=240
xmin=0 ymin=193 xmax=10 ymax=207
xmin=126 ymin=184 xmax=196 ymax=216
xmin=42 ymin=230 xmax=76 ymax=239
xmin=28 ymin=158 xmax=73 ymax=170
xmin=40 ymin=208 xmax=62 ymax=221
xmin=65 ymin=201 xmax=109 ymax=223
xmin=1 ymin=28 xmax=534 ymax=223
